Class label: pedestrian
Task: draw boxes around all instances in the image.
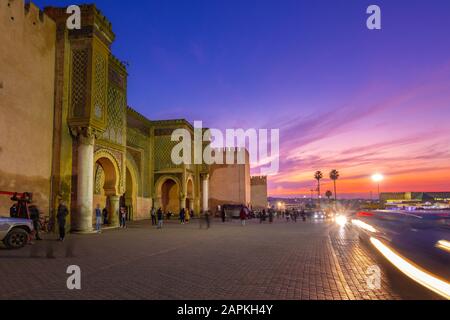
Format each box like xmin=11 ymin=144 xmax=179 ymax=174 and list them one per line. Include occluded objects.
xmin=151 ymin=207 xmax=157 ymax=225
xmin=95 ymin=204 xmax=102 ymax=232
xmin=119 ymin=207 xmax=127 ymax=228
xmin=10 ymin=203 xmax=17 ymax=218
xmin=221 ymin=209 xmax=226 ymax=223
xmin=29 ymin=205 xmax=42 ymax=241
xmin=102 ymin=206 xmax=108 ymax=225
xmin=259 ymin=211 xmax=264 ymax=224
xmin=57 ymin=200 xmax=69 ymax=241
xmin=185 ymin=209 xmax=190 ymax=223
xmin=240 ymin=207 xmax=247 ymax=226
xmin=268 ymin=210 xmax=273 ymax=224
xmin=286 ymin=211 xmax=290 ymax=222
xmin=301 ymin=209 xmax=306 ymax=222
xmin=157 ymin=208 xmax=163 ymax=229
xmin=179 ymin=208 xmax=185 ymax=224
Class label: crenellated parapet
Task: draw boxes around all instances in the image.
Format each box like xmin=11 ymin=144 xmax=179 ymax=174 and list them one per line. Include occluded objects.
xmin=251 ymin=176 xmax=267 ymax=186
xmin=1 ymin=0 xmax=56 ymax=39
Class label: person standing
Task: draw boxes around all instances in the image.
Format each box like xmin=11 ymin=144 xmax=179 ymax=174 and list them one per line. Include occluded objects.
xmin=268 ymin=210 xmax=273 ymax=224
xmin=151 ymin=207 xmax=157 ymax=225
xmin=221 ymin=209 xmax=226 ymax=223
xmin=95 ymin=204 xmax=102 ymax=232
xmin=10 ymin=204 xmax=17 ymax=218
xmin=119 ymin=207 xmax=126 ymax=228
xmin=57 ymin=200 xmax=69 ymax=241
xmin=102 ymin=206 xmax=108 ymax=225
xmin=157 ymin=208 xmax=163 ymax=229
xmin=185 ymin=209 xmax=190 ymax=224
xmin=240 ymin=207 xmax=247 ymax=226
xmin=179 ymin=208 xmax=185 ymax=224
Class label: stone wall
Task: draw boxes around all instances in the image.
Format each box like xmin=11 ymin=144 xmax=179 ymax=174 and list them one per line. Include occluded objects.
xmin=250 ymin=176 xmax=268 ymax=210
xmin=209 ymin=149 xmax=251 ymax=213
xmin=0 ymin=1 xmax=56 ymax=215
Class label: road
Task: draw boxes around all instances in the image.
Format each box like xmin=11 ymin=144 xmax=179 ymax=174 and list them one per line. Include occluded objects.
xmin=0 ymin=218 xmax=441 ymax=300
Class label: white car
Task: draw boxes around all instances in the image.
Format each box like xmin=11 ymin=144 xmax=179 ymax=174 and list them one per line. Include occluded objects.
xmin=0 ymin=217 xmax=34 ymax=249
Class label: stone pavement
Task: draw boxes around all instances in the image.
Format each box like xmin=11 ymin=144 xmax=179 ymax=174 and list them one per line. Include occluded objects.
xmin=0 ymin=218 xmax=436 ymax=300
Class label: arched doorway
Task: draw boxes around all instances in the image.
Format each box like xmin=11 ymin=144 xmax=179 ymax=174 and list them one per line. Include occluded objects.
xmin=186 ymin=178 xmax=194 ymax=213
xmin=124 ymin=167 xmax=137 ymax=221
xmin=93 ymin=153 xmax=120 ymax=226
xmin=161 ymin=178 xmax=180 ymax=214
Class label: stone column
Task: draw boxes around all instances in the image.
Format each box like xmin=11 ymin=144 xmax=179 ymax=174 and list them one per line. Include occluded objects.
xmin=73 ymin=129 xmax=95 ymax=233
xmin=180 ymin=194 xmax=186 ymax=211
xmin=109 ymin=195 xmax=120 ymax=227
xmin=202 ymin=174 xmax=209 ymax=212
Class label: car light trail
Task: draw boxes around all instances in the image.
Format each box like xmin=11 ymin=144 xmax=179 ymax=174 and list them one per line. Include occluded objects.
xmin=335 ymin=215 xmax=348 ymax=227
xmin=436 ymin=240 xmax=450 ymax=253
xmin=351 ymin=219 xmax=377 ymax=233
xmin=370 ymin=237 xmax=450 ymax=300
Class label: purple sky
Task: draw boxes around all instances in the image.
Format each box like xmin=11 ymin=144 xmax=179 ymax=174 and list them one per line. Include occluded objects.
xmin=35 ymin=0 xmax=450 ymax=197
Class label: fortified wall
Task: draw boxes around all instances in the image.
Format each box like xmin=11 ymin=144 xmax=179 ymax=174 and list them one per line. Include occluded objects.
xmin=250 ymin=176 xmax=268 ymax=210
xmin=0 ymin=0 xmax=56 ymax=214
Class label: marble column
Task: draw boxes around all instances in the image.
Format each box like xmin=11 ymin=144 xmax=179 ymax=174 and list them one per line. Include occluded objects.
xmin=73 ymin=130 xmax=95 ymax=233
xmin=202 ymin=174 xmax=209 ymax=212
xmin=109 ymin=195 xmax=120 ymax=227
xmin=180 ymin=195 xmax=186 ymax=211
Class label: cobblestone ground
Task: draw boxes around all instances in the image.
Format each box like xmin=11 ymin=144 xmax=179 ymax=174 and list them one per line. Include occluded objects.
xmin=0 ymin=218 xmax=433 ymax=300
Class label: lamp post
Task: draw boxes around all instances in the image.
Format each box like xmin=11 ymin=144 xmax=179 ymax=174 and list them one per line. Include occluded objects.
xmin=371 ymin=173 xmax=384 ymax=200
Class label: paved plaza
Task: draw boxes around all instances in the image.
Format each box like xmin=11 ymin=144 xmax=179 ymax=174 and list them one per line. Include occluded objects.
xmin=0 ymin=218 xmax=439 ymax=300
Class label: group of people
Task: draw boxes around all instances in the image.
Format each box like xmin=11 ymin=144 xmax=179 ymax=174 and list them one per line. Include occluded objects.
xmin=150 ymin=207 xmax=211 ymax=229
xmin=231 ymin=207 xmax=308 ymax=227
xmin=95 ymin=205 xmax=128 ymax=232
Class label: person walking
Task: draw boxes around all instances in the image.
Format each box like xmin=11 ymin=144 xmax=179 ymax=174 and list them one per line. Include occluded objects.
xmin=240 ymin=207 xmax=247 ymax=226
xmin=102 ymin=206 xmax=108 ymax=225
xmin=57 ymin=200 xmax=69 ymax=241
xmin=151 ymin=207 xmax=157 ymax=225
xmin=179 ymin=208 xmax=185 ymax=224
xmin=29 ymin=205 xmax=42 ymax=241
xmin=268 ymin=210 xmax=273 ymax=224
xmin=157 ymin=208 xmax=163 ymax=229
xmin=119 ymin=207 xmax=127 ymax=228
xmin=95 ymin=204 xmax=102 ymax=232
xmin=221 ymin=209 xmax=226 ymax=223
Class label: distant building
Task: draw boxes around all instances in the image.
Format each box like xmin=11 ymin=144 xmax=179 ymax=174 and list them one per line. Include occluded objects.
xmin=380 ymin=192 xmax=450 ymax=209
xmin=250 ymin=176 xmax=268 ymax=210
xmin=208 ymin=148 xmax=251 ymax=213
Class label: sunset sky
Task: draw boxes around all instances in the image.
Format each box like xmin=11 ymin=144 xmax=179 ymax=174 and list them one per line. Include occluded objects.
xmin=36 ymin=0 xmax=450 ymax=198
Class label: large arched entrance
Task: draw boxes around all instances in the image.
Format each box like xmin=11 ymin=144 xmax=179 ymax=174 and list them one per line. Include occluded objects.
xmin=93 ymin=152 xmax=121 ymax=226
xmin=124 ymin=166 xmax=137 ymax=221
xmin=161 ymin=178 xmax=179 ymax=214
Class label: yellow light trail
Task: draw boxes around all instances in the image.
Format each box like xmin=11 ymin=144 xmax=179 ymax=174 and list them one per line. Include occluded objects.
xmin=370 ymin=237 xmax=450 ymax=300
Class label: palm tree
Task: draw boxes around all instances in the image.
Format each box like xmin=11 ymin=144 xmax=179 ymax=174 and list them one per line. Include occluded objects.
xmin=325 ymin=190 xmax=333 ymax=201
xmin=329 ymin=169 xmax=340 ymax=201
xmin=314 ymin=171 xmax=323 ymax=202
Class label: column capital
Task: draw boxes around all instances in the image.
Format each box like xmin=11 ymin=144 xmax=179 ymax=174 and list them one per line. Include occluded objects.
xmin=201 ymin=173 xmax=210 ymax=180
xmin=70 ymin=126 xmax=99 ymax=146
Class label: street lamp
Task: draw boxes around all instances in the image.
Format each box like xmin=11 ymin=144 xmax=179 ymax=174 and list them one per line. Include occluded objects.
xmin=371 ymin=173 xmax=384 ymax=199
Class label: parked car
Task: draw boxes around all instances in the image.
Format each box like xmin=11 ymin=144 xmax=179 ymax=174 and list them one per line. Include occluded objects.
xmin=0 ymin=217 xmax=34 ymax=249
